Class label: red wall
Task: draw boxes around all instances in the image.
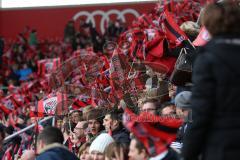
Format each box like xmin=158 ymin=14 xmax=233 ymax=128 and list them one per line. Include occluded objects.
xmin=0 ymin=2 xmax=156 ymax=39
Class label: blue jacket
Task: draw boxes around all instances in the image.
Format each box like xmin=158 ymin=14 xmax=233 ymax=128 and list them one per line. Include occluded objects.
xmin=16 ymin=68 xmax=32 ymax=81
xmin=36 ymin=143 xmax=79 ymax=160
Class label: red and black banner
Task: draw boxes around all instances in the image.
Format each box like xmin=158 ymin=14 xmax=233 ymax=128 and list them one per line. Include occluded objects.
xmin=163 ymin=9 xmax=188 ymax=46
xmin=123 ymin=108 xmax=183 ymax=156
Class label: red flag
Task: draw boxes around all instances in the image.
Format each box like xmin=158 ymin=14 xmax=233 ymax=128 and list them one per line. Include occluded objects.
xmin=163 ymin=0 xmax=175 ymax=13
xmin=37 ymin=92 xmax=68 ymax=116
xmin=123 ymin=108 xmax=183 ymax=156
xmin=109 ymin=49 xmax=130 ymax=98
xmin=146 ymin=37 xmax=168 ymax=58
xmin=193 ymin=26 xmax=211 ymax=46
xmin=132 ymin=73 xmax=149 ymax=90
xmin=144 ymin=55 xmax=176 ymax=75
xmin=0 ymin=95 xmax=19 ymax=114
xmin=29 ymin=105 xmax=45 ymax=118
xmin=37 ymin=58 xmax=61 ymax=77
xmin=71 ymin=96 xmax=92 ymax=110
xmin=2 ymin=145 xmax=14 ymax=160
xmin=138 ymin=14 xmax=156 ymax=28
xmin=162 ymin=9 xmax=188 ymax=46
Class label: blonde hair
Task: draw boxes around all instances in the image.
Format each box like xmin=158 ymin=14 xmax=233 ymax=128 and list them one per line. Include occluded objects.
xmin=78 ymin=142 xmax=91 ymax=158
xmin=180 ymin=21 xmax=200 ymax=38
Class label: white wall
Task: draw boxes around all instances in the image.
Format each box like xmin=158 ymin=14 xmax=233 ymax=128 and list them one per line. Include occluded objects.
xmin=1 ymin=0 xmax=156 ymax=9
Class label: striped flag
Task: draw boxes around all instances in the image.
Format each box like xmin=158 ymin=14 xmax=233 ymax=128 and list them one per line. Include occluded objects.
xmin=109 ymin=49 xmax=130 ymax=99
xmin=71 ymin=96 xmax=92 ymax=110
xmin=162 ymin=9 xmax=189 ymax=46
xmin=123 ymin=108 xmax=182 ymax=156
xmin=37 ymin=58 xmax=60 ymax=77
xmin=0 ymin=95 xmax=20 ymax=114
xmin=30 ymin=92 xmax=68 ymax=117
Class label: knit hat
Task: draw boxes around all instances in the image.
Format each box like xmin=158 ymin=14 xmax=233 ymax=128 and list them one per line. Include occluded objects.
xmin=175 ymin=91 xmax=192 ymax=109
xmin=89 ymin=133 xmax=114 ymax=154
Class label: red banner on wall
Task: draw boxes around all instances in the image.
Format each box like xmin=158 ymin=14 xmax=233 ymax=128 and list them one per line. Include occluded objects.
xmin=0 ymin=2 xmax=156 ymax=39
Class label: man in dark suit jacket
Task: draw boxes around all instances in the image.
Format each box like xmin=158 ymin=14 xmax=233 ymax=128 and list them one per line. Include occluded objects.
xmin=182 ymin=2 xmax=240 ymax=160
xmin=36 ymin=127 xmax=79 ymax=160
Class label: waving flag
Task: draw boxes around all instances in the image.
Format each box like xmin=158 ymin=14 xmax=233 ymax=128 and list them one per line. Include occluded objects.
xmin=37 ymin=58 xmax=60 ymax=77
xmin=123 ymin=108 xmax=182 ymax=156
xmin=109 ymin=49 xmax=130 ymax=99
xmin=71 ymin=96 xmax=92 ymax=110
xmin=193 ymin=26 xmax=211 ymax=46
xmin=162 ymin=9 xmax=188 ymax=46
xmin=32 ymin=92 xmax=69 ymax=117
xmin=0 ymin=95 xmax=20 ymax=114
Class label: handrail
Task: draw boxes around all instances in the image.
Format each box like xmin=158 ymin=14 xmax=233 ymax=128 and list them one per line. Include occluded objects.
xmin=3 ymin=116 xmax=54 ymax=142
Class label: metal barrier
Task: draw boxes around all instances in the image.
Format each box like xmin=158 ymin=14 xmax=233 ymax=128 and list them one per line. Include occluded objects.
xmin=4 ymin=116 xmax=54 ymax=142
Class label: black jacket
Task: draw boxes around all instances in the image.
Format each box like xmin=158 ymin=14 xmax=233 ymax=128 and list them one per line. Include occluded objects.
xmin=163 ymin=148 xmax=180 ymax=160
xmin=112 ymin=125 xmax=130 ymax=145
xmin=150 ymin=148 xmax=180 ymax=160
xmin=36 ymin=143 xmax=79 ymax=160
xmin=176 ymin=123 xmax=187 ymax=143
xmin=182 ymin=35 xmax=240 ymax=160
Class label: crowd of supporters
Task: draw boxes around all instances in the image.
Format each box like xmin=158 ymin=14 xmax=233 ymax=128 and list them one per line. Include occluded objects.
xmin=0 ymin=0 xmax=240 ymax=160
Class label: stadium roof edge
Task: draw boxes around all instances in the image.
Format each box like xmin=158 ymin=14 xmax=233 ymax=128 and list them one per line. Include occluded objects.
xmin=0 ymin=0 xmax=157 ymax=11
